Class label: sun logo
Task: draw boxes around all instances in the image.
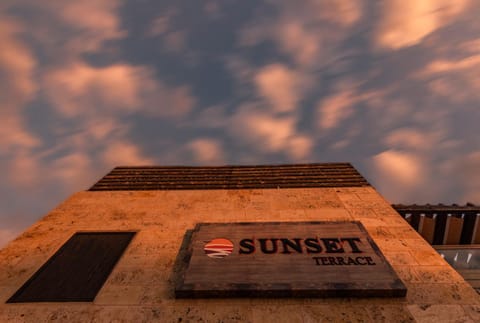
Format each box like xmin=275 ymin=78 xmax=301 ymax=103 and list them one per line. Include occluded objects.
xmin=204 ymin=238 xmax=234 ymax=258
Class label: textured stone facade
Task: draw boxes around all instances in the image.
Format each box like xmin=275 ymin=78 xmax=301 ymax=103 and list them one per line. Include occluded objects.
xmin=1 ymin=187 xmax=479 ymax=322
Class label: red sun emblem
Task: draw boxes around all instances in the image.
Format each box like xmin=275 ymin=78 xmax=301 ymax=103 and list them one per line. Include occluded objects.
xmin=204 ymin=238 xmax=234 ymax=258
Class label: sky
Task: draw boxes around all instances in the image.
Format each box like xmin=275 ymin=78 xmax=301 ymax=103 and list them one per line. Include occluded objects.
xmin=1 ymin=0 xmax=480 ymax=247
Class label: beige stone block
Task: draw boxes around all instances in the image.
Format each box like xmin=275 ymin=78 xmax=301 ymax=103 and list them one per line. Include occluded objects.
xmin=41 ymin=305 xmax=98 ymax=323
xmin=368 ymin=226 xmax=397 ymax=239
xmin=382 ymin=216 xmax=414 ymax=226
xmin=139 ymin=283 xmax=173 ymax=305
xmin=388 ymin=226 xmax=423 ymax=240
xmin=302 ymin=305 xmax=372 ymax=322
xmin=463 ymin=305 xmax=480 ymax=321
xmin=336 ymin=193 xmax=362 ymax=202
xmin=162 ymin=304 xmax=253 ymax=323
xmin=253 ymin=209 xmax=304 ymax=221
xmin=347 ymin=208 xmax=378 ymax=219
xmin=355 ymin=192 xmax=387 ymax=202
xmin=406 ymin=282 xmax=480 ymax=305
xmin=373 ymin=207 xmax=402 ymax=218
xmin=0 ymin=304 xmax=98 ymax=323
xmin=92 ymin=306 xmax=163 ymax=323
xmin=252 ymin=305 xmax=304 ymax=323
xmin=301 ymin=297 xmax=351 ymax=306
xmin=94 ymin=285 xmax=144 ymax=305
xmin=411 ymin=250 xmax=448 ymax=266
xmin=358 ymin=218 xmax=389 ymax=228
xmin=304 ymin=208 xmax=351 ymax=221
xmin=407 ymin=304 xmax=474 ymax=323
xmin=393 ymin=266 xmax=422 ymax=284
xmin=343 ymin=200 xmax=388 ymax=210
xmin=0 ymin=284 xmax=18 ymax=303
xmin=373 ymin=238 xmax=412 ymax=252
xmin=415 ymin=266 xmax=465 ymax=284
xmin=383 ymin=252 xmax=419 ymax=266
xmin=364 ymin=305 xmax=415 ymax=322
xmin=336 ymin=187 xmax=373 ymax=194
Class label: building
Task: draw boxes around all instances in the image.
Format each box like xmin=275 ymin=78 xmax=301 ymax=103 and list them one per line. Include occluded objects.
xmin=1 ymin=163 xmax=479 ymax=322
xmin=393 ymin=204 xmax=480 ymax=292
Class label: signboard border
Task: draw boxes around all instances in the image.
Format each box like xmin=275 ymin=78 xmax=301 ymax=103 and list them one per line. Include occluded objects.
xmin=174 ymin=221 xmax=407 ymax=298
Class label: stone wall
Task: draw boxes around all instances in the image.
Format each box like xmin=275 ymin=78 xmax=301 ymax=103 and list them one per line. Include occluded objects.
xmin=1 ymin=187 xmax=479 ymax=322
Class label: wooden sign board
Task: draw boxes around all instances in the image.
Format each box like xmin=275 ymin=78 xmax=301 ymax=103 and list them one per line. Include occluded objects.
xmin=175 ymin=222 xmax=406 ymax=298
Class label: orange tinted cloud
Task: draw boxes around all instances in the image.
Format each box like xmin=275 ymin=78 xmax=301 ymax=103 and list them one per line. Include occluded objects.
xmin=316 ymin=88 xmax=356 ymax=130
xmin=102 ymin=141 xmax=154 ymax=167
xmin=384 ymin=128 xmax=438 ymax=151
xmin=44 ymin=62 xmax=195 ymax=118
xmin=254 ymin=64 xmax=302 ymax=113
xmin=0 ymin=18 xmax=39 ymax=152
xmin=240 ymin=0 xmax=362 ymax=67
xmin=188 ymin=138 xmax=225 ymax=164
xmin=375 ymin=0 xmax=470 ymax=50
xmin=40 ymin=0 xmax=124 ymax=55
xmin=230 ymin=105 xmax=312 ymax=159
xmin=372 ymin=149 xmax=426 ymax=202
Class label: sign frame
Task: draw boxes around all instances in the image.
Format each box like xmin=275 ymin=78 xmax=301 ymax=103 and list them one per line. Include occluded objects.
xmin=174 ymin=221 xmax=407 ymax=298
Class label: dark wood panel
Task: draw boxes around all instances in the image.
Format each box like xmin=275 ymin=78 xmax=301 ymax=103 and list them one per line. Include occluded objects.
xmin=7 ymin=232 xmax=135 ymax=303
xmin=175 ymin=222 xmax=406 ymax=298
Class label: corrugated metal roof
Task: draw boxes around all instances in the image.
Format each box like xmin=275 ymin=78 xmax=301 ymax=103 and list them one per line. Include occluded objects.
xmin=392 ymin=204 xmax=480 ymax=245
xmin=88 ymin=163 xmax=370 ymax=191
xmin=392 ymin=204 xmax=479 ymax=213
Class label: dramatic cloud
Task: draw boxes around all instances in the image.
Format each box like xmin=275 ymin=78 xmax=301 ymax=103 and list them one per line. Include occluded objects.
xmin=0 ymin=18 xmax=39 ymax=153
xmin=384 ymin=128 xmax=440 ymax=151
xmin=230 ymin=105 xmax=312 ymax=160
xmin=459 ymin=152 xmax=480 ymax=202
xmin=23 ymin=0 xmax=124 ymax=58
xmin=102 ymin=141 xmax=154 ymax=167
xmin=372 ymin=150 xmax=426 ymax=202
xmin=188 ymin=138 xmax=225 ymax=164
xmin=44 ymin=62 xmax=195 ymax=119
xmin=316 ymin=85 xmax=356 ymax=131
xmin=240 ymin=0 xmax=363 ymax=67
xmin=51 ymin=152 xmax=93 ymax=190
xmin=1 ymin=0 xmax=480 ymax=249
xmin=254 ymin=64 xmax=302 ymax=113
xmin=375 ymin=0 xmax=470 ymax=50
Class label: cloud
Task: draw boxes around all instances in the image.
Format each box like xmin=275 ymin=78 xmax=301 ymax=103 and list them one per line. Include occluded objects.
xmin=274 ymin=21 xmax=321 ymax=67
xmin=373 ymin=149 xmax=423 ymax=185
xmin=239 ymin=0 xmax=363 ymax=67
xmin=50 ymin=152 xmax=94 ymax=191
xmin=0 ymin=116 xmax=41 ymax=154
xmin=28 ymin=0 xmax=124 ymax=57
xmin=44 ymin=62 xmax=195 ymax=119
xmin=254 ymin=63 xmax=302 ymax=113
xmin=0 ymin=17 xmax=39 ymax=152
xmin=371 ymin=149 xmax=426 ymax=202
xmin=188 ymin=138 xmax=225 ymax=164
xmin=286 ymin=135 xmax=313 ymax=160
xmin=230 ymin=105 xmax=312 ymax=159
xmin=0 ymin=228 xmax=17 ymax=249
xmin=423 ymin=55 xmax=480 ymax=74
xmin=415 ymin=53 xmax=480 ymax=104
xmin=148 ymin=9 xmax=188 ymax=53
xmin=6 ymin=151 xmax=41 ymax=188
xmin=375 ymin=0 xmax=470 ymax=50
xmin=102 ymin=141 xmax=154 ymax=167
xmin=384 ymin=128 xmax=438 ymax=151
xmin=44 ymin=63 xmax=140 ymax=117
xmin=456 ymin=152 xmax=480 ymax=203
xmin=316 ymin=87 xmax=356 ymax=130
xmin=148 ymin=9 xmax=176 ymax=37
